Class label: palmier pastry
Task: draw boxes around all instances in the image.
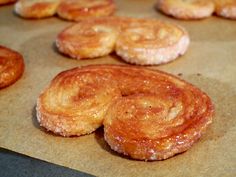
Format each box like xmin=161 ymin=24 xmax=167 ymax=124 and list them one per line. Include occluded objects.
xmin=14 ymin=0 xmax=60 ymax=19
xmin=56 ymin=17 xmax=190 ymax=65
xmin=0 ymin=0 xmax=16 ymax=5
xmin=57 ymin=0 xmax=116 ymax=21
xmin=115 ymin=19 xmax=190 ymax=65
xmin=56 ymin=17 xmax=120 ymax=59
xmin=155 ymin=0 xmax=215 ymax=20
xmin=214 ymin=0 xmax=236 ymax=19
xmin=37 ymin=65 xmax=214 ymax=161
xmin=0 ymin=45 xmax=24 ymax=89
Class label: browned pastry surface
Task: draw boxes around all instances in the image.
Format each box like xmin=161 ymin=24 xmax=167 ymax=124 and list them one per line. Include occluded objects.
xmin=13 ymin=0 xmax=116 ymax=20
xmin=37 ymin=65 xmax=214 ymax=161
xmin=0 ymin=45 xmax=24 ymax=89
xmin=115 ymin=18 xmax=189 ymax=65
xmin=57 ymin=0 xmax=116 ymax=21
xmin=56 ymin=17 xmax=121 ymax=59
xmin=14 ymin=0 xmax=60 ymax=19
xmin=156 ymin=0 xmax=215 ymax=20
xmin=56 ymin=17 xmax=190 ymax=65
xmin=214 ymin=0 xmax=236 ymax=19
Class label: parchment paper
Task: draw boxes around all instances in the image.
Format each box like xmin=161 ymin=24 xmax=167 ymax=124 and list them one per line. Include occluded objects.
xmin=0 ymin=0 xmax=235 ymax=176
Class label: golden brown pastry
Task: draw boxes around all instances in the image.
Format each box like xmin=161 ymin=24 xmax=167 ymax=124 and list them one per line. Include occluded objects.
xmin=56 ymin=17 xmax=190 ymax=65
xmin=37 ymin=65 xmax=121 ymax=137
xmin=156 ymin=0 xmax=215 ymax=20
xmin=14 ymin=0 xmax=60 ymax=19
xmin=115 ymin=18 xmax=190 ymax=65
xmin=57 ymin=0 xmax=116 ymax=21
xmin=56 ymin=17 xmax=120 ymax=59
xmin=214 ymin=0 xmax=236 ymax=19
xmin=37 ymin=65 xmax=214 ymax=161
xmin=0 ymin=45 xmax=24 ymax=89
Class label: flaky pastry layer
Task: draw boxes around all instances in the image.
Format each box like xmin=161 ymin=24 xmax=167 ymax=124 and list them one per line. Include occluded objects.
xmin=13 ymin=0 xmax=116 ymax=19
xmin=56 ymin=17 xmax=190 ymax=65
xmin=37 ymin=65 xmax=214 ymax=160
xmin=56 ymin=17 xmax=121 ymax=59
xmin=57 ymin=0 xmax=116 ymax=21
xmin=156 ymin=0 xmax=215 ymax=20
xmin=115 ymin=18 xmax=190 ymax=65
xmin=214 ymin=0 xmax=236 ymax=19
xmin=15 ymin=0 xmax=60 ymax=19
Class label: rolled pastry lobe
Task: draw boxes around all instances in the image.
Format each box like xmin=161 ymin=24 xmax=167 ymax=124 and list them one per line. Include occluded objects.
xmin=103 ymin=65 xmax=214 ymax=160
xmin=56 ymin=17 xmax=120 ymax=59
xmin=214 ymin=0 xmax=236 ymax=19
xmin=156 ymin=0 xmax=214 ymax=20
xmin=37 ymin=66 xmax=121 ymax=136
xmin=0 ymin=45 xmax=24 ymax=89
xmin=14 ymin=0 xmax=60 ymax=19
xmin=115 ymin=19 xmax=190 ymax=65
xmin=57 ymin=0 xmax=116 ymax=21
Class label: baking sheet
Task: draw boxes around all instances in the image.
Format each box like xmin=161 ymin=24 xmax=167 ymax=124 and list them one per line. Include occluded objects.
xmin=0 ymin=0 xmax=236 ymax=176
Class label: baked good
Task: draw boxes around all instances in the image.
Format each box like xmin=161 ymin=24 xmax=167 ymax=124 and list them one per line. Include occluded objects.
xmin=214 ymin=0 xmax=236 ymax=19
xmin=37 ymin=65 xmax=214 ymax=161
xmin=57 ymin=0 xmax=116 ymax=21
xmin=155 ymin=0 xmax=215 ymax=20
xmin=56 ymin=17 xmax=120 ymax=59
xmin=56 ymin=17 xmax=190 ymax=65
xmin=115 ymin=19 xmax=190 ymax=65
xmin=0 ymin=45 xmax=24 ymax=89
xmin=37 ymin=65 xmax=120 ymax=137
xmin=103 ymin=65 xmax=214 ymax=160
xmin=14 ymin=0 xmax=60 ymax=19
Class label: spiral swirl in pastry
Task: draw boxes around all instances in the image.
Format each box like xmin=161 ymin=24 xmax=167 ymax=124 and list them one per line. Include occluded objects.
xmin=37 ymin=65 xmax=214 ymax=160
xmin=57 ymin=0 xmax=116 ymax=21
xmin=56 ymin=17 xmax=190 ymax=65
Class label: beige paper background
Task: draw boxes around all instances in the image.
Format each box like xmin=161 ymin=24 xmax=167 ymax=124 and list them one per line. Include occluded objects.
xmin=0 ymin=0 xmax=235 ymax=176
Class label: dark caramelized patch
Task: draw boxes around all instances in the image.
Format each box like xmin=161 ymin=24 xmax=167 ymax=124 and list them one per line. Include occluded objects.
xmin=0 ymin=46 xmax=24 ymax=89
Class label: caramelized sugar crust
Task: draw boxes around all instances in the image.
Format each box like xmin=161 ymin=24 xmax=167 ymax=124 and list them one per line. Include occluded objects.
xmin=56 ymin=17 xmax=122 ymax=59
xmin=57 ymin=0 xmax=116 ymax=21
xmin=115 ymin=18 xmax=190 ymax=65
xmin=0 ymin=46 xmax=24 ymax=89
xmin=37 ymin=65 xmax=214 ymax=160
xmin=13 ymin=0 xmax=116 ymax=19
xmin=14 ymin=0 xmax=60 ymax=18
xmin=214 ymin=0 xmax=236 ymax=19
xmin=156 ymin=0 xmax=215 ymax=20
xmin=56 ymin=17 xmax=190 ymax=65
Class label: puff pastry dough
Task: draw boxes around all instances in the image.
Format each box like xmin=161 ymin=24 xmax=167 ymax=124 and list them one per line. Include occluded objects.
xmin=214 ymin=0 xmax=236 ymax=19
xmin=37 ymin=65 xmax=214 ymax=160
xmin=156 ymin=0 xmax=215 ymax=20
xmin=56 ymin=17 xmax=190 ymax=65
xmin=57 ymin=0 xmax=116 ymax=21
xmin=15 ymin=0 xmax=59 ymax=19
